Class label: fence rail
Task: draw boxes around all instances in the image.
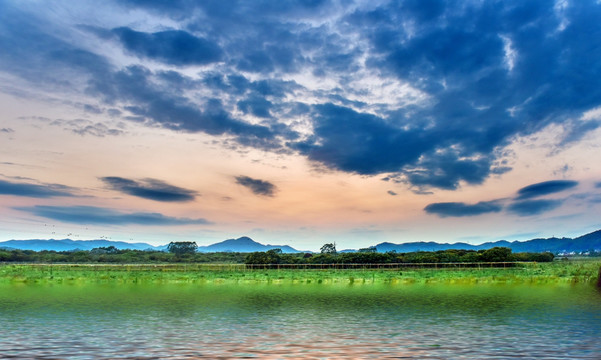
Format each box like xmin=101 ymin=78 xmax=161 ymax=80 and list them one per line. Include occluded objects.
xmin=1 ymin=261 xmax=533 ymax=272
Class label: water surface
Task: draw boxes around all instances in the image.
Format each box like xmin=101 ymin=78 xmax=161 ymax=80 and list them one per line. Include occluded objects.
xmin=1 ymin=283 xmax=600 ymax=359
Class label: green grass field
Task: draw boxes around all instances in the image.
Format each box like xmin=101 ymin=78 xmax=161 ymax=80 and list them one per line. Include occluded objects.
xmin=1 ymin=259 xmax=599 ymax=285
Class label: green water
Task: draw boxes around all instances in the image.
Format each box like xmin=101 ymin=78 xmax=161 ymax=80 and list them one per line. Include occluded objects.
xmin=1 ymin=283 xmax=600 ymax=359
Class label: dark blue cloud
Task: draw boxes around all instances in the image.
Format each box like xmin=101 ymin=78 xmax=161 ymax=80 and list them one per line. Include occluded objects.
xmin=0 ymin=4 xmax=112 ymax=87
xmin=507 ymin=199 xmax=563 ymax=216
xmin=516 ymin=180 xmax=578 ymax=200
xmin=424 ymin=201 xmax=503 ymax=217
xmin=235 ymin=176 xmax=276 ymax=197
xmin=404 ymin=153 xmax=492 ymax=190
xmin=15 ymin=205 xmax=210 ymax=225
xmin=237 ymin=96 xmax=273 ymax=118
xmin=111 ymin=27 xmax=222 ymax=66
xmin=292 ymin=104 xmax=492 ymax=189
xmin=88 ymin=66 xmax=284 ymax=149
xmin=293 ymin=104 xmax=430 ymax=174
xmin=387 ymin=190 xmax=397 ymax=196
xmin=336 ymin=0 xmax=601 ymax=187
xmin=0 ymin=179 xmax=75 ymax=198
xmin=100 ymin=177 xmax=197 ymax=202
xmin=596 ymin=182 xmax=601 ymax=188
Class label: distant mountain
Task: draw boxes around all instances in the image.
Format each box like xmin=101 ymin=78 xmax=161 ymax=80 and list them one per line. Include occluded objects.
xmin=0 ymin=236 xmax=301 ymax=253
xmin=2 ymin=230 xmax=600 ymax=254
xmin=0 ymin=239 xmax=160 ymax=251
xmin=373 ymin=229 xmax=601 ymax=254
xmin=375 ymin=241 xmax=477 ymax=253
xmin=197 ymin=236 xmax=300 ymax=253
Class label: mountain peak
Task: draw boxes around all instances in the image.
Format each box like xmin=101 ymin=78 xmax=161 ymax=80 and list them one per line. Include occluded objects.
xmin=234 ymin=236 xmax=257 ymax=243
xmin=197 ymin=237 xmax=299 ymax=253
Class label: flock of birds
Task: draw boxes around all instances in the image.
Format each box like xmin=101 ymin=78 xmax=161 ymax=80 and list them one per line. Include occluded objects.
xmin=43 ymin=223 xmax=131 ymax=241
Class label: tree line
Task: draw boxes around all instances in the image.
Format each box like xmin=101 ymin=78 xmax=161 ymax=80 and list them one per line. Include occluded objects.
xmin=0 ymin=242 xmax=554 ymax=264
xmin=244 ymin=245 xmax=554 ymax=264
xmin=0 ymin=243 xmax=246 ymax=263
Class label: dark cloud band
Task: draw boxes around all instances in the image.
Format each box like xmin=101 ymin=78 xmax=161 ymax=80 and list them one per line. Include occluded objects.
xmin=507 ymin=199 xmax=563 ymax=216
xmin=235 ymin=176 xmax=276 ymax=197
xmin=0 ymin=179 xmax=76 ymax=198
xmin=516 ymin=180 xmax=578 ymax=200
xmin=15 ymin=205 xmax=211 ymax=225
xmin=112 ymin=27 xmax=223 ymax=66
xmin=100 ymin=177 xmax=197 ymax=202
xmin=424 ymin=201 xmax=503 ymax=217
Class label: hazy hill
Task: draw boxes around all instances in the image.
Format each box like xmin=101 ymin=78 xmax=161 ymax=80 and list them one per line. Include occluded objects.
xmin=374 ymin=229 xmax=601 ymax=254
xmin=0 ymin=239 xmax=159 ymax=251
xmin=197 ymin=236 xmax=300 ymax=253
xmin=0 ymin=236 xmax=300 ymax=253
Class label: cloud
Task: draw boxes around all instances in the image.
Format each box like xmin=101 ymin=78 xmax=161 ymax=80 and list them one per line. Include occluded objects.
xmin=507 ymin=199 xmax=562 ymax=216
xmin=424 ymin=201 xmax=503 ymax=217
xmin=293 ymin=104 xmax=493 ymax=189
xmin=49 ymin=119 xmax=124 ymax=137
xmin=100 ymin=177 xmax=197 ymax=202
xmin=0 ymin=179 xmax=76 ymax=198
xmin=111 ymin=27 xmax=223 ymax=66
xmin=516 ymin=180 xmax=578 ymax=199
xmin=83 ymin=104 xmax=103 ymax=114
xmin=237 ymin=96 xmax=273 ymax=118
xmin=88 ymin=66 xmax=284 ymax=150
xmin=293 ymin=104 xmax=431 ymax=174
xmin=72 ymin=123 xmax=123 ymax=137
xmin=235 ymin=176 xmax=276 ymax=196
xmin=387 ymin=190 xmax=397 ymax=196
xmin=15 ymin=205 xmax=211 ymax=225
xmin=595 ymin=182 xmax=601 ymax=188
xmin=1 ymin=128 xmax=14 ymax=133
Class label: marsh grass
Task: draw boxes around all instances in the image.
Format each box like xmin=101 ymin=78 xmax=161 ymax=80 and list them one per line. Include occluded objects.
xmin=1 ymin=260 xmax=599 ymax=285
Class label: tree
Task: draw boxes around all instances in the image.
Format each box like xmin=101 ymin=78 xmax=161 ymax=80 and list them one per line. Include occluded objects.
xmin=91 ymin=246 xmax=119 ymax=254
xmin=320 ymin=243 xmax=337 ymax=254
xmin=244 ymin=249 xmax=282 ymax=264
xmin=167 ymin=241 xmax=198 ymax=255
xmin=481 ymin=247 xmax=512 ymax=262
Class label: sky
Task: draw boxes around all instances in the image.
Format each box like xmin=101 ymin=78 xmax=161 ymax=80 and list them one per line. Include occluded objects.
xmin=1 ymin=0 xmax=601 ymax=251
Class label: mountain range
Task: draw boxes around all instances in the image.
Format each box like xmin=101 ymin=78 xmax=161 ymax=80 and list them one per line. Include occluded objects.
xmin=373 ymin=229 xmax=601 ymax=254
xmin=0 ymin=236 xmax=300 ymax=253
xmin=1 ymin=230 xmax=601 ymax=254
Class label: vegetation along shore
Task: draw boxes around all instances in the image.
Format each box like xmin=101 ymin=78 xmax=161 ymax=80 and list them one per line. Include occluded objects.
xmin=1 ymin=243 xmax=599 ymax=285
xmin=1 ymin=259 xmax=599 ymax=286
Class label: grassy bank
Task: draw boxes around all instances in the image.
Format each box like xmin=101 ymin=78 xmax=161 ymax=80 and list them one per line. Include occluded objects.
xmin=1 ymin=260 xmax=599 ymax=285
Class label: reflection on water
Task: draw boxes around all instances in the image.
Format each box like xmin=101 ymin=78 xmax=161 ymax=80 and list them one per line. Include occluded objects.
xmin=1 ymin=283 xmax=600 ymax=359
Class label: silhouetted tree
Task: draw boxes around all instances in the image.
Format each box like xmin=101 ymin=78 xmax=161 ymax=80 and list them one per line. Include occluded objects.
xmin=320 ymin=243 xmax=337 ymax=254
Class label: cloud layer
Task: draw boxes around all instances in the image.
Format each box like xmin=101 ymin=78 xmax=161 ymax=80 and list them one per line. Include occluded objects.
xmin=424 ymin=201 xmax=503 ymax=217
xmin=516 ymin=180 xmax=579 ymax=200
xmin=425 ymin=179 xmax=579 ymax=217
xmin=0 ymin=179 xmax=76 ymax=198
xmin=507 ymin=199 xmax=563 ymax=216
xmin=235 ymin=176 xmax=276 ymax=197
xmin=100 ymin=177 xmax=197 ymax=202
xmin=15 ymin=205 xmax=211 ymax=225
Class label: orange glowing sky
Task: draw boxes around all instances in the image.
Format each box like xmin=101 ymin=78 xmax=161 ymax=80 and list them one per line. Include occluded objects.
xmin=1 ymin=0 xmax=601 ymax=250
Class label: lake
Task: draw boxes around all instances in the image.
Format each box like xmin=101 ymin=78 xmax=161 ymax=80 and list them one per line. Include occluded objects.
xmin=1 ymin=283 xmax=600 ymax=359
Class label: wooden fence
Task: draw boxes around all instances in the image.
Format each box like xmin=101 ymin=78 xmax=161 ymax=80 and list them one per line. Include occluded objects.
xmin=1 ymin=262 xmax=531 ymax=272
